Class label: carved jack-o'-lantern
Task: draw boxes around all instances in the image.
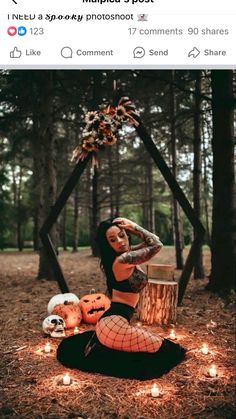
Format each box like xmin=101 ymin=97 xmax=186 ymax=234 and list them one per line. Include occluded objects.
xmin=79 ymin=293 xmax=111 ymax=324
xmin=52 ymin=302 xmax=82 ymax=329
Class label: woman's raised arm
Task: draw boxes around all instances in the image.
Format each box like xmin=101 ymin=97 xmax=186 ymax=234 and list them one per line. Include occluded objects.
xmin=114 ymin=219 xmax=163 ymax=266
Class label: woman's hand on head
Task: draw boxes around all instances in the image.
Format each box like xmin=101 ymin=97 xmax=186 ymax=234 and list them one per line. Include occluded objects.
xmin=113 ymin=217 xmax=136 ymax=232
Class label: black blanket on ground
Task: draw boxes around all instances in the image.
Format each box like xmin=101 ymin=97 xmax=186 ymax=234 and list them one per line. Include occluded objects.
xmin=57 ymin=331 xmax=187 ymax=380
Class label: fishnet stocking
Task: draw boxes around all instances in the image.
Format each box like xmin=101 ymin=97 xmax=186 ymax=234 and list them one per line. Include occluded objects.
xmin=96 ymin=315 xmax=162 ymax=352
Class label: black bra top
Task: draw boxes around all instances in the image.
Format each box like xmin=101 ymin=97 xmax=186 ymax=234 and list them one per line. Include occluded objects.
xmin=112 ymin=266 xmax=148 ymax=294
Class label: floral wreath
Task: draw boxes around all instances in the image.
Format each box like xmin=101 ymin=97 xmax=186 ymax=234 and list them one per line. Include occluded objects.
xmin=72 ymin=97 xmax=139 ymax=166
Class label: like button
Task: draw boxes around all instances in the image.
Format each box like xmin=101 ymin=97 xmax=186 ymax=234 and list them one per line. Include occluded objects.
xmin=10 ymin=47 xmax=22 ymax=58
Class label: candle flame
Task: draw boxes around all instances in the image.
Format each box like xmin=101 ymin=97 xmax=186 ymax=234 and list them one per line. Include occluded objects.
xmin=208 ymin=364 xmax=217 ymax=377
xmin=44 ymin=342 xmax=51 ymax=352
xmin=170 ymin=329 xmax=176 ymax=337
xmin=201 ymin=343 xmax=209 ymax=354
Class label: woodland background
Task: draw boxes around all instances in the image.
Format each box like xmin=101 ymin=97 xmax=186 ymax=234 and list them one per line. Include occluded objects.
xmin=0 ymin=69 xmax=235 ymax=295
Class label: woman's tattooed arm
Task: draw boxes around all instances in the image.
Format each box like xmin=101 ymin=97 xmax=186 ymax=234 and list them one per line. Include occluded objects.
xmin=117 ymin=225 xmax=163 ymax=266
xmin=132 ymin=224 xmax=163 ymax=247
xmin=130 ymin=242 xmax=146 ymax=251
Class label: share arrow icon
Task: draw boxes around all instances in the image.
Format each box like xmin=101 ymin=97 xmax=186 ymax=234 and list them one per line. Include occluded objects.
xmin=188 ymin=47 xmax=200 ymax=58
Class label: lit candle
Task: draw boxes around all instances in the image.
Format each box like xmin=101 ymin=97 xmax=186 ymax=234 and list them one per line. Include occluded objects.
xmin=151 ymin=383 xmax=160 ymax=398
xmin=208 ymin=365 xmax=217 ymax=377
xmin=74 ymin=327 xmax=79 ymax=335
xmin=169 ymin=329 xmax=176 ymax=340
xmin=201 ymin=343 xmax=209 ymax=355
xmin=44 ymin=342 xmax=51 ymax=353
xmin=63 ymin=373 xmax=71 ymax=385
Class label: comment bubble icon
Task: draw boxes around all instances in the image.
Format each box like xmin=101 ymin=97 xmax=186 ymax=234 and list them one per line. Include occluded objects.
xmin=61 ymin=46 xmax=73 ymax=59
xmin=133 ymin=46 xmax=145 ymax=59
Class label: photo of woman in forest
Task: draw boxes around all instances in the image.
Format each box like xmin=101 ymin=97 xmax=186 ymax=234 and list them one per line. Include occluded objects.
xmin=1 ymin=69 xmax=234 ymax=418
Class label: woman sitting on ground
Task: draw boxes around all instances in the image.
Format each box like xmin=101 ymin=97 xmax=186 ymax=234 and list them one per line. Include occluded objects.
xmin=96 ymin=216 xmax=164 ymax=352
xmin=57 ymin=216 xmax=186 ymax=379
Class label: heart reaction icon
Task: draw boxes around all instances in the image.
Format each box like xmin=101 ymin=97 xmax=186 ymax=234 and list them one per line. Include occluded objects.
xmin=7 ymin=26 xmax=17 ymax=36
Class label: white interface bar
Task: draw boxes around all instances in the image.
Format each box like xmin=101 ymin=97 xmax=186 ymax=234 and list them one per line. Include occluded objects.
xmin=1 ymin=0 xmax=235 ymax=68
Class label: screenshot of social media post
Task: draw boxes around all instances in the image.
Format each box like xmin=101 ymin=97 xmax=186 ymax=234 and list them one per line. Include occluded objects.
xmin=0 ymin=0 xmax=235 ymax=418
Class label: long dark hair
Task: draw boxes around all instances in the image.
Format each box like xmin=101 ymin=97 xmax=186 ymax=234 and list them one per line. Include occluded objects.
xmin=96 ymin=218 xmax=131 ymax=297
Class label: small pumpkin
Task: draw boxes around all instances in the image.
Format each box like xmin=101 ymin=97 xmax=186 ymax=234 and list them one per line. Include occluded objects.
xmin=79 ymin=293 xmax=111 ymax=324
xmin=52 ymin=302 xmax=82 ymax=329
xmin=47 ymin=293 xmax=79 ymax=314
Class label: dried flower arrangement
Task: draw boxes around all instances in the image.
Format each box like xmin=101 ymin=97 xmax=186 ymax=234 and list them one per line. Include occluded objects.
xmin=72 ymin=97 xmax=139 ymax=166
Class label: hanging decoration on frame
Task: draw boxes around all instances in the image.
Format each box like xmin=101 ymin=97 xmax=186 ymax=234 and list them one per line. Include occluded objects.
xmin=71 ymin=97 xmax=139 ymax=167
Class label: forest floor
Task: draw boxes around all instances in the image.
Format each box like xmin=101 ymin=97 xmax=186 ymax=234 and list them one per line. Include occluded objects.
xmin=0 ymin=248 xmax=235 ymax=419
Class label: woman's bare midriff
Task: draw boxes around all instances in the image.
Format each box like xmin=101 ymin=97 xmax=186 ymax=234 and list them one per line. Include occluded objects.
xmin=112 ymin=289 xmax=139 ymax=308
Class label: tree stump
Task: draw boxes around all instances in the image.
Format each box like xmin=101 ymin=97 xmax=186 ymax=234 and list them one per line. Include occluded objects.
xmin=147 ymin=264 xmax=174 ymax=281
xmin=137 ymin=279 xmax=178 ymax=325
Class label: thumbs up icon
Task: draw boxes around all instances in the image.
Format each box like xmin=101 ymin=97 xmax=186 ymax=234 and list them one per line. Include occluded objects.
xmin=10 ymin=47 xmax=22 ymax=58
xmin=18 ymin=26 xmax=27 ymax=36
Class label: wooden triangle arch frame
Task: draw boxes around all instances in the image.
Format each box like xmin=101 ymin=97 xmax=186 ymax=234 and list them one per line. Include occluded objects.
xmin=39 ymin=114 xmax=205 ymax=305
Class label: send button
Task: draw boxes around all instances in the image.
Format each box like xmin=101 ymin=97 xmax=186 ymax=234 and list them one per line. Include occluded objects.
xmin=149 ymin=49 xmax=168 ymax=56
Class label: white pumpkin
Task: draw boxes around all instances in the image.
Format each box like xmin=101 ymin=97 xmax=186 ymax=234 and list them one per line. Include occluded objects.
xmin=47 ymin=293 xmax=79 ymax=314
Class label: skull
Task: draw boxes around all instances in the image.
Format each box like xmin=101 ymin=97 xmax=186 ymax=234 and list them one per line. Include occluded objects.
xmin=42 ymin=315 xmax=65 ymax=338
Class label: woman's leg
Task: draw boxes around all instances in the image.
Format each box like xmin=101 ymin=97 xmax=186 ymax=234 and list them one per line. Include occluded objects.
xmin=96 ymin=315 xmax=162 ymax=352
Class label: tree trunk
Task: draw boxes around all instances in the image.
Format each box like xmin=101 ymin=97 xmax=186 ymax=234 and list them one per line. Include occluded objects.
xmin=193 ymin=71 xmax=205 ymax=278
xmin=142 ymin=163 xmax=149 ymax=229
xmin=140 ymin=152 xmax=154 ymax=230
xmin=170 ymin=70 xmax=184 ymax=269
xmin=90 ymin=72 xmax=102 ymax=256
xmin=207 ymin=70 xmax=235 ymax=293
xmin=202 ymin=122 xmax=211 ymax=247
xmin=32 ymin=114 xmax=42 ymax=251
xmin=147 ymin=155 xmax=155 ymax=232
xmin=72 ymin=183 xmax=79 ymax=252
xmin=91 ymin=165 xmax=99 ymax=256
xmin=33 ymin=211 xmax=39 ymax=251
xmin=108 ymin=147 xmax=115 ymax=217
xmin=11 ymin=162 xmax=24 ymax=251
xmin=61 ymin=205 xmax=67 ymax=251
xmin=16 ymin=165 xmax=23 ymax=251
xmin=114 ymin=139 xmax=120 ymax=217
xmin=37 ymin=71 xmax=57 ymax=280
